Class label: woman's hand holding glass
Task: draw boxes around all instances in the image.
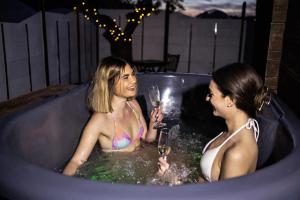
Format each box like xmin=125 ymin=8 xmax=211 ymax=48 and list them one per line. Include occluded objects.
xmin=157 ymin=156 xmax=170 ymax=176
xmin=158 ymin=128 xmax=171 ymax=158
xmin=148 ymin=85 xmax=166 ymax=128
xmin=157 ymin=128 xmax=171 ymax=175
xmin=149 ymin=106 xmax=163 ymax=129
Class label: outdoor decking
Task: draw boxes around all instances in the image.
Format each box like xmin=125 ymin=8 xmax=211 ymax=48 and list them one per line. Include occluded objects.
xmin=0 ymin=85 xmax=75 ymax=118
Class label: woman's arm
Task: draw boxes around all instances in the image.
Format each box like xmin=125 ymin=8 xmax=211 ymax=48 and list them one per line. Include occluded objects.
xmin=63 ymin=114 xmax=101 ymax=176
xmin=219 ymin=146 xmax=251 ymax=180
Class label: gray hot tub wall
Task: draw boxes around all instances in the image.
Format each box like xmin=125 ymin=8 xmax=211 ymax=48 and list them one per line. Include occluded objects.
xmin=0 ymin=73 xmax=300 ymax=200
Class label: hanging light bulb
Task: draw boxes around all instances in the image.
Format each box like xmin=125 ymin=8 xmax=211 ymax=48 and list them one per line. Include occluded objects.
xmin=214 ymin=22 xmax=218 ymax=35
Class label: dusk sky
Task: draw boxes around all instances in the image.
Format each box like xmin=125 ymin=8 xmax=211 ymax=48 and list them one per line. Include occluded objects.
xmin=177 ymin=0 xmax=257 ymax=17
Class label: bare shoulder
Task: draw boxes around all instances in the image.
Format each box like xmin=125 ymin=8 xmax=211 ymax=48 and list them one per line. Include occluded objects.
xmin=225 ymin=144 xmax=246 ymax=162
xmin=85 ymin=112 xmax=110 ymax=132
xmin=225 ymin=134 xmax=258 ymax=162
xmin=89 ymin=112 xmax=106 ymax=124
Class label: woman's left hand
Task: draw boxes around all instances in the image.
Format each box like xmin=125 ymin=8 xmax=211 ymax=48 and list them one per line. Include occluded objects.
xmin=157 ymin=156 xmax=169 ymax=176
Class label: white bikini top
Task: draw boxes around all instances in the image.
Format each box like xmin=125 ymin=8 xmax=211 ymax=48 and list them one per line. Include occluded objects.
xmin=200 ymin=118 xmax=259 ymax=182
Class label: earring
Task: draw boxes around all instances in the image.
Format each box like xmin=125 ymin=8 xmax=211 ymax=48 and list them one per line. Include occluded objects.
xmin=226 ymin=104 xmax=232 ymax=108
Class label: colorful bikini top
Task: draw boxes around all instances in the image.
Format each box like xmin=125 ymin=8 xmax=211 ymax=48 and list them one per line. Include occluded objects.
xmin=200 ymin=118 xmax=259 ymax=182
xmin=111 ymin=102 xmax=144 ymax=150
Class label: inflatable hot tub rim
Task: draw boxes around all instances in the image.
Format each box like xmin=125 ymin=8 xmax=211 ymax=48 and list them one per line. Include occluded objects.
xmin=0 ymin=73 xmax=300 ymax=200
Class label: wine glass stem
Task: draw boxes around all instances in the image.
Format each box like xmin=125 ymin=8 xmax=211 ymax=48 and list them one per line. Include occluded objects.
xmin=154 ymin=106 xmax=159 ymax=124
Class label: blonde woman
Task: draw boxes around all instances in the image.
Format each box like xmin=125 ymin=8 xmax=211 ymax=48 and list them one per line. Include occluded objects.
xmin=63 ymin=56 xmax=162 ymax=176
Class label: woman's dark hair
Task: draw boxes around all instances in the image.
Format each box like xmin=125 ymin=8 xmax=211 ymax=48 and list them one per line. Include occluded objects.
xmin=212 ymin=63 xmax=269 ymax=117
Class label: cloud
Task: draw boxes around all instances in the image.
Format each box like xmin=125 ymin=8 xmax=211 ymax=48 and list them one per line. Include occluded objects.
xmin=181 ymin=0 xmax=256 ymax=17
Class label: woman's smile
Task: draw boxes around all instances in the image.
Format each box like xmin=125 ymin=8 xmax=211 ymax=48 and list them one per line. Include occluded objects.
xmin=127 ymin=85 xmax=136 ymax=91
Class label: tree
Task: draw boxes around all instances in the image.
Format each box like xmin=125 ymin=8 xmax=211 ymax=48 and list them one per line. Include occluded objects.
xmin=157 ymin=0 xmax=185 ymax=60
xmin=75 ymin=0 xmax=160 ymax=62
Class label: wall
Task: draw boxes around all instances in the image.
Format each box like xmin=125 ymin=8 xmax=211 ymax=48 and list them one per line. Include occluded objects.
xmin=278 ymin=0 xmax=300 ymax=117
xmin=0 ymin=11 xmax=96 ymax=102
xmin=0 ymin=9 xmax=252 ymax=103
xmin=265 ymin=0 xmax=289 ymax=92
xmin=105 ymin=11 xmax=249 ymax=74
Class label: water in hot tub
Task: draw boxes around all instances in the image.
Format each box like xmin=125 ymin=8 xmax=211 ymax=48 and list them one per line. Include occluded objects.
xmin=74 ymin=119 xmax=224 ymax=185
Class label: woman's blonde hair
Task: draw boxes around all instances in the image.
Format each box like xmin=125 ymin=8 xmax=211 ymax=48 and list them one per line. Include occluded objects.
xmin=88 ymin=56 xmax=132 ymax=113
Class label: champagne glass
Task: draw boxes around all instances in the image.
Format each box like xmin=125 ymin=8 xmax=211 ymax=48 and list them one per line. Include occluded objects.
xmin=158 ymin=128 xmax=171 ymax=159
xmin=148 ymin=85 xmax=166 ymax=128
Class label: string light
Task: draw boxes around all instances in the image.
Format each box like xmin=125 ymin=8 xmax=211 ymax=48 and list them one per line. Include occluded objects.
xmin=74 ymin=0 xmax=156 ymax=43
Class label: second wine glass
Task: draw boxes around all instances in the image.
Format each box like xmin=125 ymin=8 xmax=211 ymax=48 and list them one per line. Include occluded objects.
xmin=158 ymin=128 xmax=171 ymax=159
xmin=148 ymin=85 xmax=166 ymax=128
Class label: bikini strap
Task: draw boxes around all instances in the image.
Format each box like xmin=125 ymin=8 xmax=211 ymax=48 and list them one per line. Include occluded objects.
xmin=202 ymin=131 xmax=225 ymax=153
xmin=220 ymin=118 xmax=260 ymax=147
xmin=203 ymin=118 xmax=259 ymax=153
xmin=127 ymin=101 xmax=145 ymax=141
xmin=112 ymin=112 xmax=117 ymax=138
xmin=126 ymin=101 xmax=141 ymax=123
xmin=245 ymin=118 xmax=259 ymax=142
xmin=112 ymin=102 xmax=138 ymax=135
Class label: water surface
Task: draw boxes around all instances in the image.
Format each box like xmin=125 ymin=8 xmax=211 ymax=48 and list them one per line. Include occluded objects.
xmin=75 ymin=120 xmax=214 ymax=185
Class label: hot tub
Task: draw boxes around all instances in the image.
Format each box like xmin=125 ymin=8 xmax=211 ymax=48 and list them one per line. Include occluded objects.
xmin=1 ymin=73 xmax=300 ymax=200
